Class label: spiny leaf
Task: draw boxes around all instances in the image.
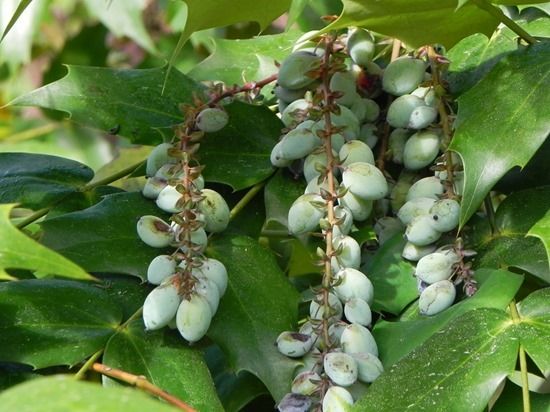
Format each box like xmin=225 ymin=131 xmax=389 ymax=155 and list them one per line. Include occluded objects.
xmin=0 ymin=0 xmax=33 ymax=43
xmin=528 ymin=210 xmax=550 ymax=273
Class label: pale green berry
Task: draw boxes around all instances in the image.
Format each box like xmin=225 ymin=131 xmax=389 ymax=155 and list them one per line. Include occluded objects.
xmin=303 ymin=150 xmax=336 ymax=182
xmin=278 ymin=120 xmax=321 ymax=160
xmin=194 ymin=277 xmax=221 ymax=314
xmin=292 ymin=30 xmax=322 ymax=51
xmin=305 ymin=176 xmax=331 ymax=195
xmin=147 ymin=255 xmax=176 ymax=285
xmin=270 ymin=141 xmax=292 ymax=167
xmin=176 ymin=294 xmax=213 ymax=342
xmin=192 ymin=258 xmax=228 ymax=296
xmin=156 ymin=185 xmax=184 ymax=213
xmin=328 ymin=321 xmax=348 ymax=344
xmin=403 ymin=130 xmax=441 ymax=170
xmin=197 ymin=189 xmax=230 ymax=233
xmin=386 ymin=94 xmax=425 ymax=128
xmin=342 ymin=162 xmax=388 ymax=200
xmin=339 ymin=140 xmax=375 ymax=167
xmin=406 ymin=176 xmax=444 ymax=201
xmin=154 ymin=164 xmax=183 ymax=180
xmin=330 ymin=71 xmax=357 ymax=106
xmin=401 ymin=241 xmax=437 ymax=261
xmin=310 ymin=293 xmax=343 ymax=321
xmin=173 ymin=226 xmax=208 ymax=252
xmin=333 ymin=205 xmax=354 ymax=237
xmin=322 ymin=386 xmax=354 ymax=412
xmin=351 ymin=352 xmax=384 ymax=383
xmin=146 ymin=143 xmax=175 ymax=177
xmin=274 ymin=85 xmax=307 ymax=103
xmin=288 ymin=193 xmax=326 ymax=235
xmin=339 ymin=191 xmax=373 ymax=221
xmin=314 ymin=106 xmax=361 ymax=141
xmin=388 ymin=128 xmax=412 ymax=165
xmin=281 ymin=98 xmax=310 ymax=127
xmin=142 ymin=177 xmax=167 ymax=199
xmin=415 ymin=251 xmax=459 ymax=284
xmin=405 ymin=215 xmax=442 ymax=246
xmin=344 ymin=298 xmax=372 ymax=326
xmin=334 ymin=268 xmax=374 ymax=305
xmin=278 ymin=393 xmax=312 ymax=412
xmin=353 ymin=97 xmax=380 ymax=123
xmin=143 ymin=278 xmax=181 ymax=330
xmin=329 ymin=133 xmax=347 ymax=152
xmin=418 ymin=280 xmax=456 ymax=316
xmin=341 ymin=323 xmax=378 ymax=356
xmin=397 ymin=197 xmax=437 ymax=225
xmin=382 ymin=57 xmax=426 ymax=96
xmin=374 ymin=216 xmax=404 ymax=245
xmin=430 ymin=199 xmax=460 ymax=232
xmin=137 ymin=215 xmax=173 ymax=248
xmin=331 ymin=235 xmax=361 ymax=272
xmin=358 ymin=123 xmax=378 ymax=148
xmin=294 ymin=347 xmax=322 ymax=376
xmin=292 ymin=371 xmax=321 ymax=396
xmin=196 ymin=107 xmax=229 ymax=133
xmin=277 ymin=331 xmax=315 ymax=358
xmin=347 ymin=28 xmax=375 ymax=66
xmin=278 ymin=51 xmax=321 ymax=90
xmin=299 ymin=321 xmax=320 ymax=348
xmin=324 ymin=352 xmax=358 ymax=387
xmin=408 ymin=105 xmax=438 ymax=130
xmin=411 ymin=86 xmax=437 ymax=107
xmin=390 ymin=170 xmax=418 ymax=213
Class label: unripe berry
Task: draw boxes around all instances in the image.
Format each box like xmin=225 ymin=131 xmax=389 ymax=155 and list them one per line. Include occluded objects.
xmin=137 ymin=215 xmax=173 ymax=248
xmin=339 ymin=140 xmax=375 ymax=167
xmin=274 ymin=85 xmax=307 ymax=103
xmin=328 ymin=321 xmax=348 ymax=344
xmin=334 ymin=268 xmax=374 ymax=304
xmin=406 ymin=176 xmax=444 ymax=201
xmin=314 ymin=105 xmax=361 ymax=141
xmin=411 ymin=86 xmax=437 ymax=107
xmin=373 ymin=216 xmax=404 ymax=245
xmin=146 ymin=143 xmax=176 ymax=177
xmin=397 ymin=197 xmax=437 ymax=225
xmin=197 ymin=189 xmax=230 ymax=233
xmin=415 ymin=251 xmax=459 ymax=284
xmin=331 ymin=235 xmax=361 ymax=272
xmin=276 ymin=331 xmax=315 ymax=358
xmin=270 ymin=141 xmax=292 ymax=167
xmin=386 ymin=94 xmax=425 ymax=128
xmin=142 ymin=177 xmax=167 ymax=200
xmin=292 ymin=371 xmax=321 ymax=396
xmin=330 ymin=71 xmax=358 ymax=107
xmin=303 ymin=150 xmax=336 ymax=182
xmin=281 ymin=99 xmax=310 ymax=127
xmin=344 ymin=298 xmax=372 ymax=326
xmin=193 ymin=258 xmax=228 ymax=296
xmin=156 ymin=185 xmax=184 ymax=213
xmin=278 ymin=120 xmax=321 ymax=160
xmin=287 ymin=193 xmax=326 ymax=235
xmin=310 ymin=292 xmax=343 ymax=321
xmin=401 ymin=241 xmax=437 ymax=261
xmin=340 ymin=323 xmax=378 ymax=356
xmin=342 ymin=162 xmax=388 ymax=200
xmin=388 ymin=128 xmax=412 ymax=165
xmin=324 ymin=352 xmax=359 ymax=387
xmin=322 ymin=386 xmax=354 ymax=412
xmin=408 ymin=105 xmax=438 ymax=130
xmin=351 ymin=97 xmax=379 ymax=123
xmin=403 ymin=130 xmax=441 ymax=171
xmin=358 ymin=123 xmax=378 ymax=148
xmin=418 ymin=279 xmax=456 ymax=316
xmin=173 ymin=226 xmax=208 ymax=252
xmin=143 ymin=278 xmax=181 ymax=330
xmin=405 ymin=215 xmax=442 ymax=246
xmin=196 ymin=107 xmax=229 ymax=133
xmin=147 ymin=255 xmax=176 ymax=285
xmin=332 ymin=205 xmax=354 ymax=238
xmin=176 ymin=294 xmax=213 ymax=343
xmin=382 ymin=57 xmax=426 ymax=96
xmin=305 ymin=176 xmax=331 ymax=195
xmin=339 ymin=191 xmax=373 ymax=222
xmin=347 ymin=28 xmax=375 ymax=66
xmin=351 ymin=352 xmax=384 ymax=383
xmin=429 ymin=199 xmax=461 ymax=232
xmin=278 ymin=51 xmax=321 ymax=90
xmin=194 ymin=277 xmax=221 ymax=314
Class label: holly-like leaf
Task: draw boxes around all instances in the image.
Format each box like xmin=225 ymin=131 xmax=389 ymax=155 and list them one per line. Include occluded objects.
xmin=475 ymin=187 xmax=550 ymax=283
xmin=0 ymin=153 xmax=93 ymax=209
xmin=199 ymin=101 xmax=281 ymax=190
xmin=0 ymin=280 xmax=121 ymax=368
xmin=103 ymin=320 xmax=223 ymax=412
xmin=0 ymin=376 xmax=180 ymax=412
xmin=323 ymin=0 xmax=499 ymax=48
xmin=82 ymin=0 xmax=156 ymax=53
xmin=528 ymin=210 xmax=550 ymax=273
xmin=207 ymin=234 xmax=301 ymax=401
xmin=450 ymin=43 xmax=550 ymax=226
xmin=10 ymin=66 xmax=205 ymax=145
xmin=0 ymin=204 xmax=92 ymax=280
xmin=40 ymin=192 xmax=171 ymax=280
xmin=354 ymin=308 xmax=518 ymax=411
xmin=364 ymin=233 xmax=418 ymax=315
xmin=373 ymin=269 xmax=523 ymax=367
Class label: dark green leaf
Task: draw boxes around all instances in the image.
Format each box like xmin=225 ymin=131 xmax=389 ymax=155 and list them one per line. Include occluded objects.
xmin=40 ymin=192 xmax=171 ymax=280
xmin=528 ymin=210 xmax=550 ymax=273
xmin=0 ymin=153 xmax=93 ymax=209
xmin=103 ymin=320 xmax=223 ymax=412
xmin=0 ymin=376 xmax=180 ymax=412
xmin=492 ymin=380 xmax=550 ymax=412
xmin=0 ymin=0 xmax=33 ymax=43
xmin=449 ymin=43 xmax=550 ymax=226
xmin=354 ymin=309 xmax=518 ymax=412
xmin=10 ymin=66 xmax=205 ymax=145
xmin=373 ymin=269 xmax=523 ymax=367
xmin=95 ymin=274 xmax=149 ymax=321
xmin=0 ymin=204 xmax=92 ymax=280
xmin=264 ymin=169 xmax=306 ymax=229
xmin=207 ymin=234 xmax=301 ymax=401
xmin=0 ymin=280 xmax=121 ymax=368
xmin=200 ymin=102 xmax=281 ymax=190
xmin=364 ymin=233 xmax=418 ymax=315
xmin=324 ymin=0 xmax=499 ymax=48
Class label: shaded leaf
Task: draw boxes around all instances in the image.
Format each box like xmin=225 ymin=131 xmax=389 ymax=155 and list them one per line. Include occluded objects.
xmin=0 ymin=280 xmax=121 ymax=368
xmin=264 ymin=169 xmax=306 ymax=229
xmin=324 ymin=0 xmax=499 ymax=48
xmin=0 ymin=204 xmax=92 ymax=280
xmin=10 ymin=66 xmax=205 ymax=145
xmin=0 ymin=376 xmax=180 ymax=412
xmin=0 ymin=152 xmax=93 ymax=209
xmin=492 ymin=380 xmax=550 ymax=412
xmin=103 ymin=319 xmax=223 ymax=412
xmin=354 ymin=309 xmax=518 ymax=411
xmin=40 ymin=192 xmax=171 ymax=280
xmin=528 ymin=209 xmax=550 ymax=273
xmin=373 ymin=269 xmax=523 ymax=367
xmin=207 ymin=234 xmax=301 ymax=401
xmin=95 ymin=274 xmax=149 ymax=321
xmin=449 ymin=43 xmax=550 ymax=226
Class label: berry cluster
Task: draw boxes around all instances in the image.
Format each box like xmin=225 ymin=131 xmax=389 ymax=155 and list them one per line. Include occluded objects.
xmin=136 ymin=106 xmax=230 ymax=343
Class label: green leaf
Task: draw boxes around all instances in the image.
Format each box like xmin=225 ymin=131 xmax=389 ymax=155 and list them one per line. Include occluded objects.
xmin=475 ymin=187 xmax=550 ymax=283
xmin=449 ymin=43 xmax=550 ymax=226
xmin=492 ymin=380 xmax=550 ymax=412
xmin=10 ymin=66 xmax=205 ymax=145
xmin=188 ymin=31 xmax=301 ymax=89
xmin=0 ymin=280 xmax=121 ymax=368
xmin=264 ymin=169 xmax=306 ymax=229
xmin=103 ymin=320 xmax=223 ymax=412
xmin=0 ymin=376 xmax=180 ymax=412
xmin=0 ymin=204 xmax=92 ymax=280
xmin=207 ymin=234 xmax=301 ymax=401
xmin=0 ymin=152 xmax=94 ymax=209
xmin=354 ymin=308 xmax=518 ymax=412
xmin=364 ymin=233 xmax=418 ymax=315
xmin=0 ymin=0 xmax=33 ymax=43
xmin=323 ymin=0 xmax=499 ymax=48
xmin=83 ymin=0 xmax=156 ymax=53
xmin=95 ymin=274 xmax=149 ymax=321
xmin=40 ymin=192 xmax=171 ymax=280
xmin=528 ymin=209 xmax=550 ymax=273
xmin=199 ymin=101 xmax=281 ymax=190
xmin=373 ymin=269 xmax=523 ymax=367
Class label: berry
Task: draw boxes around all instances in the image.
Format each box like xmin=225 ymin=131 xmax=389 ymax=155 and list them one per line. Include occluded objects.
xmin=340 ymin=323 xmax=378 ymax=356
xmin=347 ymin=28 xmax=375 ymax=66
xmin=418 ymin=279 xmax=456 ymax=316
xmin=196 ymin=107 xmax=229 ymax=133
xmin=137 ymin=215 xmax=173 ymax=248
xmin=147 ymin=255 xmax=176 ymax=285
xmin=324 ymin=352 xmax=359 ymax=387
xmin=382 ymin=57 xmax=426 ymax=96
xmin=197 ymin=189 xmax=230 ymax=233
xmin=342 ymin=162 xmax=388 ymax=200
xmin=176 ymin=294 xmax=213 ymax=342
xmin=403 ymin=130 xmax=441 ymax=171
xmin=143 ymin=278 xmax=181 ymax=330
xmin=278 ymin=51 xmax=322 ymax=90
xmin=276 ymin=331 xmax=315 ymax=358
